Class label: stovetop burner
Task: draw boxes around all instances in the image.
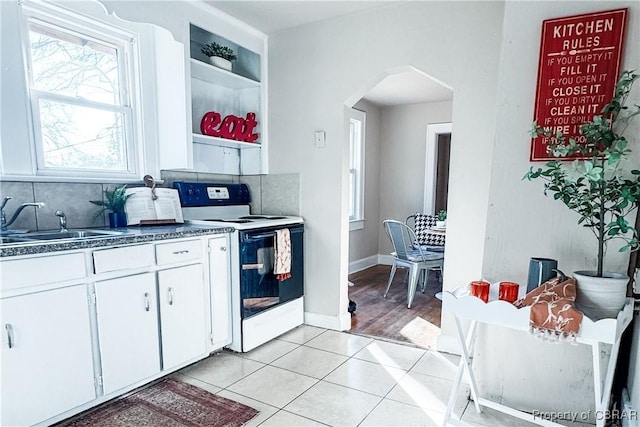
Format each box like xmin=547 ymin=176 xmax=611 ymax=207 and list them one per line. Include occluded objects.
xmin=174 ymin=181 xmax=303 ymax=230
xmin=204 ymin=218 xmax=254 ymax=223
xmin=239 ymin=215 xmax=287 ymax=220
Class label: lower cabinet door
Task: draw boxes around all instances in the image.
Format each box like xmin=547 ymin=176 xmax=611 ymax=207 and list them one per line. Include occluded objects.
xmin=158 ymin=264 xmax=208 ymax=370
xmin=95 ymin=273 xmax=161 ymax=395
xmin=209 ymin=235 xmax=231 ymax=350
xmin=1 ymin=285 xmax=95 ymax=426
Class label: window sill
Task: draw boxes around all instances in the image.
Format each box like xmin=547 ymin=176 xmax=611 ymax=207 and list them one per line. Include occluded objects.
xmin=349 ymin=219 xmax=364 ymax=231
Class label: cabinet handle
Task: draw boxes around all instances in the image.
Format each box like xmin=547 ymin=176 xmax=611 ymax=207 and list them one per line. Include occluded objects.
xmin=220 ymin=246 xmax=227 ymax=252
xmin=168 ymin=287 xmax=174 ymax=305
xmin=5 ymin=324 xmax=14 ymax=349
xmin=172 ymin=250 xmax=189 ymax=255
xmin=144 ymin=292 xmax=150 ymax=312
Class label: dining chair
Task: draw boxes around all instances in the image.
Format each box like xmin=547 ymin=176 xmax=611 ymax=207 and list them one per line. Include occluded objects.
xmin=383 ymin=220 xmax=445 ymax=308
xmin=406 ymin=213 xmax=446 ymax=250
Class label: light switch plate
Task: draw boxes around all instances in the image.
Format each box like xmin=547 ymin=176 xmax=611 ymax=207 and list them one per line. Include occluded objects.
xmin=314 ymin=131 xmax=326 ymax=148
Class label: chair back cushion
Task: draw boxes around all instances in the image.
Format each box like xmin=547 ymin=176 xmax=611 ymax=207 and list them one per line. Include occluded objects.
xmin=413 ymin=213 xmax=445 ymax=246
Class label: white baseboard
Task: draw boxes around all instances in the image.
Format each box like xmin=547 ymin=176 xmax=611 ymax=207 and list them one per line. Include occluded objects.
xmin=378 ymin=254 xmax=394 ymax=265
xmin=349 ymin=255 xmax=379 ymax=274
xmin=305 ymin=311 xmax=352 ymax=331
xmin=436 ymin=333 xmax=461 ymax=355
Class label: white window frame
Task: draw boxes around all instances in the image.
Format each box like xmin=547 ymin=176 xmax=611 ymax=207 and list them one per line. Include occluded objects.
xmin=17 ymin=1 xmax=143 ymax=181
xmin=348 ymin=108 xmax=365 ymax=231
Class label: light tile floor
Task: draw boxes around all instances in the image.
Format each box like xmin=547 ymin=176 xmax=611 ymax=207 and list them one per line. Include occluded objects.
xmin=175 ymin=325 xmax=587 ymax=427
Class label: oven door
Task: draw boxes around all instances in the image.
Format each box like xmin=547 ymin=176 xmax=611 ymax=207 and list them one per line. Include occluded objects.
xmin=239 ymin=224 xmax=304 ymax=319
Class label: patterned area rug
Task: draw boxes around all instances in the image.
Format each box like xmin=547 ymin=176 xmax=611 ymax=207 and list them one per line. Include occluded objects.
xmin=58 ymin=378 xmax=259 ymax=427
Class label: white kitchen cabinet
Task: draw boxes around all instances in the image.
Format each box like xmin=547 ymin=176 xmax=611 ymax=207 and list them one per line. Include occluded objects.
xmin=0 ymin=231 xmax=233 ymax=424
xmin=94 ymin=272 xmax=161 ymax=395
xmin=208 ymin=234 xmax=232 ymax=350
xmin=1 ymin=285 xmax=95 ymax=426
xmin=158 ymin=263 xmax=208 ymax=370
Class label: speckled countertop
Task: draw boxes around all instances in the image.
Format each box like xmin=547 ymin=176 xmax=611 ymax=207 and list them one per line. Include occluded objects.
xmin=0 ymin=224 xmax=234 ymax=258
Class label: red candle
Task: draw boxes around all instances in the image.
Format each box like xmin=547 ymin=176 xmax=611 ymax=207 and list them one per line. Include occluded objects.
xmin=499 ymin=281 xmax=519 ymax=303
xmin=470 ymin=280 xmax=490 ymax=303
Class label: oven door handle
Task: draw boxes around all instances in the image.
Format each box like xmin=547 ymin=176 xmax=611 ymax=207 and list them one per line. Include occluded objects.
xmin=244 ymin=232 xmax=276 ymax=240
xmin=244 ymin=227 xmax=303 ymax=241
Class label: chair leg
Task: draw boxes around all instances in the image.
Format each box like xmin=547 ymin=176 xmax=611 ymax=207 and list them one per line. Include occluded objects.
xmin=384 ymin=263 xmax=397 ymax=298
xmin=407 ymin=265 xmax=420 ymax=309
xmin=420 ymin=269 xmax=427 ymax=293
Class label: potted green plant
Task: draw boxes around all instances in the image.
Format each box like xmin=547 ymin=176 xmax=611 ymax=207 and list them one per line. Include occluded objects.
xmin=200 ymin=41 xmax=237 ymax=71
xmin=90 ymin=185 xmax=132 ymax=228
xmin=524 ymin=70 xmax=640 ymax=319
xmin=436 ymin=210 xmax=447 ymax=228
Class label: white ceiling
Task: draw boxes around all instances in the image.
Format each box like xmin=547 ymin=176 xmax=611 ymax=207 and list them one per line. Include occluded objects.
xmin=205 ymin=1 xmax=453 ymax=106
xmin=363 ymin=70 xmax=453 ymax=107
xmin=207 ymin=1 xmax=397 ymax=34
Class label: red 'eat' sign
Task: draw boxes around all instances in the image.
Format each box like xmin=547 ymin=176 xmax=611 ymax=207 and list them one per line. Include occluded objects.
xmin=200 ymin=112 xmax=259 ymax=143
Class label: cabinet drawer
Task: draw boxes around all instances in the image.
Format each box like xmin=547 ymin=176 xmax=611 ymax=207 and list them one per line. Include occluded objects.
xmin=155 ymin=239 xmax=202 ymax=265
xmin=93 ymin=244 xmax=155 ymax=274
xmin=1 ymin=253 xmax=86 ymax=291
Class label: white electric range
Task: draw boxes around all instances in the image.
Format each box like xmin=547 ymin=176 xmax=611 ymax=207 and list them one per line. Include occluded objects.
xmin=174 ymin=182 xmax=304 ymax=352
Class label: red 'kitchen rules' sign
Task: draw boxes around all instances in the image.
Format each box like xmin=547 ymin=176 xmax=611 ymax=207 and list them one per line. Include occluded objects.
xmin=530 ymin=8 xmax=627 ymax=161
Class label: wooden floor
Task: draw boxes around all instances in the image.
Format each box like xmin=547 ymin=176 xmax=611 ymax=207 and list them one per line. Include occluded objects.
xmin=348 ymin=264 xmax=442 ymax=349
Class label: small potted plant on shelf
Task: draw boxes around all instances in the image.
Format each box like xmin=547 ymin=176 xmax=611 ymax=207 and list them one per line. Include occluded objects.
xmin=524 ymin=70 xmax=640 ymax=319
xmin=436 ymin=210 xmax=447 ymax=228
xmin=90 ymin=185 xmax=132 ymax=228
xmin=200 ymin=41 xmax=237 ymax=71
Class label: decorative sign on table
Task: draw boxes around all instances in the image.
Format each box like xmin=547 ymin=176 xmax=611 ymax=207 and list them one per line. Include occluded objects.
xmin=530 ymin=8 xmax=627 ymax=161
xmin=200 ymin=111 xmax=259 ymax=143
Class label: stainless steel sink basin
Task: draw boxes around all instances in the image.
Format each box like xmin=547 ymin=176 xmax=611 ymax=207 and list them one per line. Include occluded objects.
xmin=21 ymin=230 xmax=124 ymax=241
xmin=0 ymin=236 xmax=30 ymax=244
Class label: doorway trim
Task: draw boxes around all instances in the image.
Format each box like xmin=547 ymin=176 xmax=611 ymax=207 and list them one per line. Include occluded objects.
xmin=424 ymin=122 xmax=452 ymax=214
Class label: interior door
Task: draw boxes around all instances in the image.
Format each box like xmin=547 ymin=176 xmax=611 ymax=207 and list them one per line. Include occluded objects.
xmin=434 ymin=133 xmax=451 ymax=213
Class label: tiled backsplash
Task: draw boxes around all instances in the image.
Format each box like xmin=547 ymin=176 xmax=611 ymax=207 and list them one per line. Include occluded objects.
xmin=0 ymin=172 xmax=300 ymax=232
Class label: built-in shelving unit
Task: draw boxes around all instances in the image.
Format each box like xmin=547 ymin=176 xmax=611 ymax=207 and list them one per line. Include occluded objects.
xmin=192 ymin=133 xmax=261 ymax=150
xmin=188 ymin=23 xmax=266 ymax=175
xmin=189 ymin=58 xmax=259 ymax=89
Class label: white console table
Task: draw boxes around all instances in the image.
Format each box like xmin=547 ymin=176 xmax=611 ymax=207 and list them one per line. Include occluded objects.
xmin=441 ymin=288 xmax=634 ymax=427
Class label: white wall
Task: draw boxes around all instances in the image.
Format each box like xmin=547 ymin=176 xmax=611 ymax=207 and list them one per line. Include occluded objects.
xmin=348 ymin=100 xmax=382 ymax=269
xmin=268 ymin=1 xmax=504 ymax=329
xmin=378 ymin=100 xmax=453 ymax=256
xmin=474 ymin=0 xmax=640 ymax=414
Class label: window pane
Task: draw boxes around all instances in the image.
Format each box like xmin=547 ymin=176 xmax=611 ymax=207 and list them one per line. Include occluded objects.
xmin=39 ymin=99 xmax=127 ymax=170
xmin=349 ymin=171 xmax=356 ymax=218
xmin=29 ymin=22 xmax=121 ymax=105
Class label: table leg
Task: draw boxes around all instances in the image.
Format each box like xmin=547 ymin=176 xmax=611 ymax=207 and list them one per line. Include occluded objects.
xmin=591 ymin=338 xmax=624 ymax=427
xmin=442 ymin=318 xmax=481 ymax=426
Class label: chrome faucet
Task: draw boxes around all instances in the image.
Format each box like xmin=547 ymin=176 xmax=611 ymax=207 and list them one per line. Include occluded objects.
xmin=0 ymin=196 xmax=45 ymax=231
xmin=55 ymin=210 xmax=68 ymax=232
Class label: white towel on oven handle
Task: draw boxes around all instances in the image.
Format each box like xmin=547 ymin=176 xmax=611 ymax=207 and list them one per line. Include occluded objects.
xmin=273 ymin=229 xmax=291 ymax=276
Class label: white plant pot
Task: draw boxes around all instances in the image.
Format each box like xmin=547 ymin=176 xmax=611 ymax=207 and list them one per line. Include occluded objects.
xmin=208 ymin=56 xmax=232 ymax=71
xmin=436 ymin=220 xmax=446 ymax=228
xmin=573 ymin=270 xmax=628 ymax=320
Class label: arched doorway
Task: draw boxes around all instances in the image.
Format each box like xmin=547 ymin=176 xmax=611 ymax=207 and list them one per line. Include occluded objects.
xmin=345 ymin=66 xmax=453 ymax=349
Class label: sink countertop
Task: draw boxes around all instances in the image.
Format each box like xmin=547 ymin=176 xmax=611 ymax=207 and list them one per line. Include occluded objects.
xmin=0 ymin=224 xmax=234 ymax=258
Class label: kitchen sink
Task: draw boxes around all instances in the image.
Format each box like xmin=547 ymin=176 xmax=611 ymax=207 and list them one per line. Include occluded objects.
xmin=20 ymin=230 xmax=124 ymax=241
xmin=0 ymin=236 xmax=30 ymax=244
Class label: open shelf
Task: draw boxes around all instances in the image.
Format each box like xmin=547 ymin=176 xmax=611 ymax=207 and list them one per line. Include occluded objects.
xmin=192 ymin=133 xmax=261 ymax=149
xmin=190 ymin=59 xmax=259 ymax=89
